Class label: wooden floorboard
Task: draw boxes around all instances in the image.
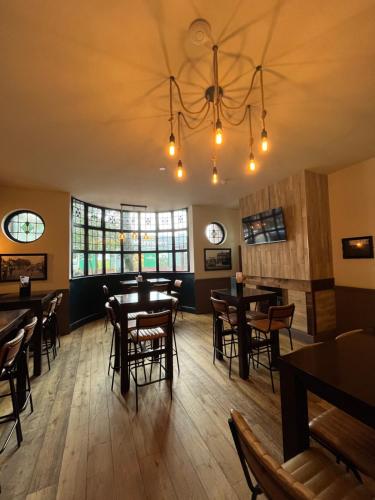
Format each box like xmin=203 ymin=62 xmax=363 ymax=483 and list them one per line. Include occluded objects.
xmin=0 ymin=313 xmax=325 ymax=499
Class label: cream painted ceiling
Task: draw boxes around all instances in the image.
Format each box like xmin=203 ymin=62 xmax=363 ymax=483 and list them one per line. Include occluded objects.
xmin=1 ymin=0 xmax=374 ymax=209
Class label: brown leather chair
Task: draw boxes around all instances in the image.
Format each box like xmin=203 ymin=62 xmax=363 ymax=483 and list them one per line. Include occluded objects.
xmin=211 ymin=297 xmax=238 ymax=378
xmin=0 ymin=330 xmax=25 ymax=452
xmin=103 ymin=285 xmax=110 ymax=330
xmin=229 ymin=409 xmax=375 ymax=499
xmin=42 ymin=297 xmax=58 ymax=369
xmin=20 ymin=316 xmax=38 ymax=413
xmin=247 ymin=303 xmax=295 ymax=392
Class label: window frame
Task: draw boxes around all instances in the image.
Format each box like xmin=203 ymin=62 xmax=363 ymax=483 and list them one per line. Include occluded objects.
xmin=71 ymin=198 xmax=189 ymax=277
xmin=3 ymin=209 xmax=45 ymax=243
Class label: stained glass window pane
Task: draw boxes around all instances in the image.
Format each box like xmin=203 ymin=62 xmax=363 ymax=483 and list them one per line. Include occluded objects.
xmin=88 ymin=206 xmax=102 ymax=227
xmin=88 ymin=253 xmax=103 ymax=275
xmin=141 ymin=253 xmax=156 ymax=272
xmin=159 ymin=252 xmax=173 ymax=271
xmin=123 ymin=232 xmax=139 ymax=251
xmin=173 ymin=209 xmax=187 ymax=229
xmin=73 ymin=200 xmax=85 ymax=226
xmin=174 ymin=230 xmax=187 ymax=250
xmin=105 ymin=231 xmax=121 ymax=251
xmin=140 ymin=232 xmax=156 ymax=251
xmin=72 ymin=226 xmax=85 ymax=251
xmin=6 ymin=211 xmax=45 ymax=243
xmin=123 ymin=212 xmax=138 ymax=231
xmin=72 ymin=253 xmax=85 ymax=277
xmin=104 ymin=209 xmax=121 ymax=230
xmin=88 ymin=229 xmax=103 ymax=251
xmin=158 ymin=212 xmax=172 ymax=230
xmin=105 ymin=253 xmax=121 ymax=274
xmin=158 ymin=231 xmax=173 ymax=251
xmin=175 ymin=251 xmax=188 ymax=271
xmin=123 ymin=253 xmax=139 ymax=273
xmin=140 ymin=212 xmax=156 ymax=231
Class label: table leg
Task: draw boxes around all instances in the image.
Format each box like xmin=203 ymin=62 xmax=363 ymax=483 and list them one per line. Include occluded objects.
xmin=16 ymin=351 xmax=27 ymax=409
xmin=165 ymin=315 xmax=173 ymax=381
xmin=214 ymin=317 xmax=224 ymax=361
xmin=280 ymin=360 xmax=309 ymax=460
xmin=32 ymin=309 xmax=43 ymax=377
xmin=114 ymin=328 xmax=120 ymax=371
xmin=237 ymin=304 xmax=250 ymax=379
xmin=120 ymin=312 xmax=130 ymax=394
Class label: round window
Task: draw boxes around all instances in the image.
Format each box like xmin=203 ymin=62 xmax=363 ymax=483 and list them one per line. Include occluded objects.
xmin=3 ymin=210 xmax=45 ymax=243
xmin=205 ymin=222 xmax=225 ymax=245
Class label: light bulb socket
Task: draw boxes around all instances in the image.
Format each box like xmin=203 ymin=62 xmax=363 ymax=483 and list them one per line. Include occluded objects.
xmin=249 ymin=152 xmax=255 ymax=161
xmin=178 ymin=159 xmax=182 ymax=167
xmin=169 ymin=133 xmax=175 ymax=143
xmin=261 ymin=129 xmax=268 ymax=139
xmin=213 ymin=166 xmax=218 ymax=175
xmin=215 ymin=119 xmax=222 ymax=130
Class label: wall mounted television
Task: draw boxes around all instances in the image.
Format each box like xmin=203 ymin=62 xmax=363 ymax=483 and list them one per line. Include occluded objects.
xmin=242 ymin=207 xmax=287 ymax=245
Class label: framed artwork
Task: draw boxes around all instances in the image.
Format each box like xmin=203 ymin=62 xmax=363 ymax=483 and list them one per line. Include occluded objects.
xmin=204 ymin=248 xmax=232 ymax=271
xmin=342 ymin=236 xmax=374 ymax=259
xmin=0 ymin=254 xmax=48 ymax=282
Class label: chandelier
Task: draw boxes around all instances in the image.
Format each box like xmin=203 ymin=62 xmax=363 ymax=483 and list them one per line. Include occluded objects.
xmin=166 ymin=23 xmax=269 ymax=183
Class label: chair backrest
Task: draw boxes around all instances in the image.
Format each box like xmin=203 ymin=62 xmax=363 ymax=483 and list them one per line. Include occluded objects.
xmin=152 ymin=283 xmax=169 ymax=293
xmin=56 ymin=292 xmax=63 ymax=308
xmin=229 ymin=409 xmax=311 ymax=500
xmin=171 ymin=297 xmax=179 ymax=325
xmin=174 ymin=279 xmax=183 ymax=289
xmin=103 ymin=284 xmax=109 ymax=300
xmin=46 ymin=297 xmax=58 ymax=318
xmin=105 ymin=301 xmax=117 ymax=329
xmin=23 ymin=316 xmax=38 ymax=346
xmin=335 ymin=329 xmax=363 ymax=341
xmin=136 ymin=310 xmax=171 ymax=330
xmin=210 ymin=296 xmax=228 ymax=316
xmin=268 ymin=303 xmax=295 ymax=329
xmin=0 ymin=329 xmax=25 ymax=371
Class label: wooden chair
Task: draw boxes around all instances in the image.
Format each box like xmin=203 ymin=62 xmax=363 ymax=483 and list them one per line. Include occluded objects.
xmin=103 ymin=285 xmax=110 ymax=330
xmin=247 ymin=303 xmax=295 ymax=392
xmin=171 ymin=296 xmax=180 ymax=373
xmin=129 ymin=310 xmax=172 ymax=412
xmin=54 ymin=292 xmax=63 ymax=347
xmin=0 ymin=330 xmax=25 ymax=452
xmin=151 ymin=283 xmax=169 ymax=293
xmin=20 ymin=316 xmax=38 ymax=413
xmin=42 ymin=297 xmax=58 ymax=370
xmin=211 ymin=297 xmax=238 ymax=378
xmin=229 ymin=409 xmax=375 ymax=499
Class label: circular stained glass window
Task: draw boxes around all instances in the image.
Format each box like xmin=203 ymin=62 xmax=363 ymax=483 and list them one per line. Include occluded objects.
xmin=3 ymin=210 xmax=45 ymax=243
xmin=205 ymin=222 xmax=225 ymax=245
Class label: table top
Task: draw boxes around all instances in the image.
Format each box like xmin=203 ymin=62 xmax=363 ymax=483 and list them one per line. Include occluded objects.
xmin=0 ymin=290 xmax=55 ymax=304
xmin=280 ymin=331 xmax=375 ymax=409
xmin=114 ymin=291 xmax=172 ymax=305
xmin=120 ymin=278 xmax=171 ymax=286
xmin=0 ymin=308 xmax=30 ymax=339
xmin=213 ymin=287 xmax=276 ymax=304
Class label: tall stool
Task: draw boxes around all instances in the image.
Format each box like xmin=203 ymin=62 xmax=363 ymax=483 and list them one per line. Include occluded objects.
xmin=171 ymin=279 xmax=183 ymax=318
xmin=42 ymin=297 xmax=58 ymax=370
xmin=54 ymin=292 xmax=63 ymax=348
xmin=211 ymin=297 xmax=239 ymax=378
xmin=171 ymin=297 xmax=180 ymax=373
xmin=20 ymin=316 xmax=38 ymax=412
xmin=247 ymin=303 xmax=295 ymax=392
xmin=129 ymin=310 xmax=173 ymax=412
xmin=103 ymin=285 xmax=110 ymax=331
xmin=0 ymin=330 xmax=25 ymax=452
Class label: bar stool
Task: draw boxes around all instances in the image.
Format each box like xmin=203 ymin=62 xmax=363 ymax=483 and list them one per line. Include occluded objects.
xmin=171 ymin=297 xmax=180 ymax=373
xmin=0 ymin=329 xmax=25 ymax=452
xmin=42 ymin=297 xmax=58 ymax=370
xmin=129 ymin=310 xmax=172 ymax=412
xmin=171 ymin=279 xmax=183 ymax=318
xmin=103 ymin=285 xmax=110 ymax=331
xmin=247 ymin=303 xmax=295 ymax=392
xmin=211 ymin=297 xmax=239 ymax=378
xmin=20 ymin=316 xmax=38 ymax=413
xmin=54 ymin=292 xmax=63 ymax=348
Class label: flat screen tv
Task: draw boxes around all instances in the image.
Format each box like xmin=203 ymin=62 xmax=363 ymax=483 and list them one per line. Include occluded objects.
xmin=242 ymin=207 xmax=287 ymax=245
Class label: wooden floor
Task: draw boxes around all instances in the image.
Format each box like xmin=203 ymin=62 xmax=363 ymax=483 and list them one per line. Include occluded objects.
xmin=0 ymin=313 xmax=327 ymax=500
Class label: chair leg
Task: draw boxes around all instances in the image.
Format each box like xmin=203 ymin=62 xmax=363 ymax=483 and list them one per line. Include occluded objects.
xmin=288 ymin=328 xmax=293 ymax=350
xmin=172 ymin=327 xmax=180 ymax=374
xmin=9 ymin=375 xmax=23 ymax=447
xmin=108 ymin=327 xmax=115 ymax=375
xmin=45 ymin=339 xmax=51 ymax=371
xmin=135 ymin=357 xmax=139 ymax=412
xmin=266 ymin=345 xmax=275 ymax=393
xmin=25 ymin=359 xmax=34 ymax=413
xmin=229 ymin=334 xmax=234 ymax=379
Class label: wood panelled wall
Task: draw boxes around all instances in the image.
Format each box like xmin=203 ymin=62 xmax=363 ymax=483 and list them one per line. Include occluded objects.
xmin=239 ymin=170 xmax=335 ymax=338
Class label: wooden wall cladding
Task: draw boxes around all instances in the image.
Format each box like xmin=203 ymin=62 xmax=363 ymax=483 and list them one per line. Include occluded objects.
xmin=315 ymin=289 xmax=336 ymax=336
xmin=239 ymin=171 xmax=310 ymax=281
xmin=286 ymin=289 xmax=308 ymax=333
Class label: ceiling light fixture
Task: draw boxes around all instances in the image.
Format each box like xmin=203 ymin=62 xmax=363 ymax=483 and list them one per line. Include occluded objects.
xmin=166 ymin=22 xmax=269 ymax=182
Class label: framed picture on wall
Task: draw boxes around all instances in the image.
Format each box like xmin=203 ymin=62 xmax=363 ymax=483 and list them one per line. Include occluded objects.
xmin=0 ymin=253 xmax=48 ymax=282
xmin=204 ymin=248 xmax=232 ymax=271
xmin=341 ymin=236 xmax=374 ymax=259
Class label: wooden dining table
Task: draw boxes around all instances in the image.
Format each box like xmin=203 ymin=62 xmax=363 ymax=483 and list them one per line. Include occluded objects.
xmin=0 ymin=290 xmax=56 ymax=376
xmin=120 ymin=278 xmax=172 ymax=292
xmin=0 ymin=308 xmax=31 ymax=408
xmin=113 ymin=291 xmax=174 ymax=395
xmin=212 ymin=287 xmax=277 ymax=379
xmin=279 ymin=330 xmax=375 ymax=461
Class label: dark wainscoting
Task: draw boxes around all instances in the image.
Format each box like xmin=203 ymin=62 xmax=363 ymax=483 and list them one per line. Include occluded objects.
xmin=57 ymin=288 xmax=70 ymax=336
xmin=69 ymin=272 xmax=195 ymax=330
xmin=194 ymin=277 xmax=232 ymax=314
xmin=335 ymin=286 xmax=375 ymax=333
